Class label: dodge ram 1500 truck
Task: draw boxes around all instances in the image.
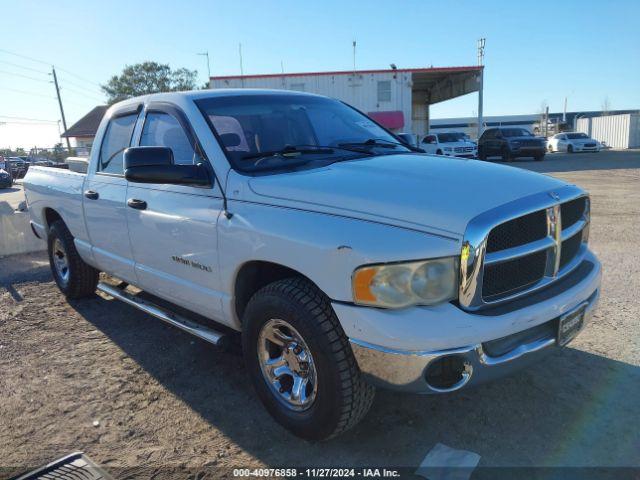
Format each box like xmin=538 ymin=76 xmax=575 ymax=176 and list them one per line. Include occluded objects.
xmin=23 ymin=90 xmax=601 ymax=440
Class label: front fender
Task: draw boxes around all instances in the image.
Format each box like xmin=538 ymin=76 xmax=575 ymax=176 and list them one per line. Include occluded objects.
xmin=218 ymin=201 xmax=461 ymax=305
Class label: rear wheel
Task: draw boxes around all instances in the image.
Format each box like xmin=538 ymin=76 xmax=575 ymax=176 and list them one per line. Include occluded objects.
xmin=242 ymin=277 xmax=375 ymax=440
xmin=47 ymin=220 xmax=99 ymax=299
xmin=548 ymin=144 xmax=554 ymax=153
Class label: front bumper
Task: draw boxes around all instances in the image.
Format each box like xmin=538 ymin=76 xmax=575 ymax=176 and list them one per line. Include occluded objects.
xmin=337 ymin=252 xmax=601 ymax=394
xmin=511 ymin=146 xmax=546 ymax=157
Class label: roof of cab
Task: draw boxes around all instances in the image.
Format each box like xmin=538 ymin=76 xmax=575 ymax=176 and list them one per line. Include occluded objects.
xmin=111 ymin=88 xmax=324 ymax=109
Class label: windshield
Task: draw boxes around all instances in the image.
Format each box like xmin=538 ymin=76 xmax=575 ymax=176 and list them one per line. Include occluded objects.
xmin=566 ymin=133 xmax=589 ymax=139
xmin=501 ymin=128 xmax=533 ymax=137
xmin=438 ymin=132 xmax=467 ymax=143
xmin=195 ymin=94 xmax=410 ymax=172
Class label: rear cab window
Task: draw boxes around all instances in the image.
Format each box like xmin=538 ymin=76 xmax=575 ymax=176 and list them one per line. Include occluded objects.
xmin=98 ymin=114 xmax=138 ymax=174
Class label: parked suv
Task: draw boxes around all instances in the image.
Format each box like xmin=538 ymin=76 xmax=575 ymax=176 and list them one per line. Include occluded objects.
xmin=478 ymin=127 xmax=546 ymax=162
xmin=421 ymin=132 xmax=477 ymax=158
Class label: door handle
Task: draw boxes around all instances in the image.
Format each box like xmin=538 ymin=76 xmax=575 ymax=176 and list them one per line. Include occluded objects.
xmin=127 ymin=198 xmax=147 ymax=210
xmin=84 ymin=190 xmax=99 ymax=200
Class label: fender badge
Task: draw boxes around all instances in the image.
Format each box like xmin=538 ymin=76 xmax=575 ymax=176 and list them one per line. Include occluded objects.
xmin=549 ymin=191 xmax=560 ymax=201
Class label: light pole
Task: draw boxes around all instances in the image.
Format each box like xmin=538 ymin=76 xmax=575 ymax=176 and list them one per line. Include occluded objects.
xmin=477 ymin=38 xmax=485 ymax=140
xmin=197 ymin=51 xmax=211 ymax=86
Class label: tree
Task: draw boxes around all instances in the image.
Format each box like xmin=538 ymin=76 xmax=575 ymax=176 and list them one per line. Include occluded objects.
xmin=101 ymin=62 xmax=198 ymax=104
xmin=601 ymin=96 xmax=611 ymax=115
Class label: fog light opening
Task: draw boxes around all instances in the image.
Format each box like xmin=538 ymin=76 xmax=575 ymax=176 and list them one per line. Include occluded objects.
xmin=425 ymin=355 xmax=473 ymax=393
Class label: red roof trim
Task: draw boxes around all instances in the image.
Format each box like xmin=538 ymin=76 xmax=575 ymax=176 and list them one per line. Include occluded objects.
xmin=211 ymin=66 xmax=482 ymax=81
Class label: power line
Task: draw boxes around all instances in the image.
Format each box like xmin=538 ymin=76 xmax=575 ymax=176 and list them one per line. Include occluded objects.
xmin=0 ymin=47 xmax=50 ymax=66
xmin=0 ymin=47 xmax=102 ymax=87
xmin=56 ymin=67 xmax=101 ymax=87
xmin=0 ymin=59 xmax=49 ymax=75
xmin=59 ymin=84 xmax=104 ymax=102
xmin=0 ymin=86 xmax=56 ymax=99
xmin=0 ymin=120 xmax=60 ymax=125
xmin=58 ymin=76 xmax=104 ymax=96
xmin=0 ymin=115 xmax=58 ymax=123
xmin=0 ymin=69 xmax=52 ymax=84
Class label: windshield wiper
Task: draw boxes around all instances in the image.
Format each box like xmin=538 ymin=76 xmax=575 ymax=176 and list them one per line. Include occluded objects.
xmin=339 ymin=138 xmax=400 ymax=149
xmin=241 ymin=145 xmax=334 ymax=161
xmin=240 ymin=144 xmax=373 ymax=161
xmin=339 ymin=138 xmax=423 ymax=152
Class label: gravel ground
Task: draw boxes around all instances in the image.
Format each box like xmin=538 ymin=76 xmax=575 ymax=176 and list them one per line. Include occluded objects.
xmin=1 ymin=150 xmax=639 ymax=478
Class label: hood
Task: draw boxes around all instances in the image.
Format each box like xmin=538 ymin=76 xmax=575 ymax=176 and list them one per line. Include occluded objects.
xmin=247 ymin=154 xmax=567 ymax=237
xmin=506 ymin=136 xmax=545 ymax=143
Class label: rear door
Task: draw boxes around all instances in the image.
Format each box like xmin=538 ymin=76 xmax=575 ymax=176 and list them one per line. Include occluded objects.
xmin=125 ymin=103 xmax=226 ymax=321
xmin=83 ymin=108 xmax=139 ymax=282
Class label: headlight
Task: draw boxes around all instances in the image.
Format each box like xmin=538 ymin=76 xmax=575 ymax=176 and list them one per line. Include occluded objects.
xmin=352 ymin=257 xmax=458 ymax=308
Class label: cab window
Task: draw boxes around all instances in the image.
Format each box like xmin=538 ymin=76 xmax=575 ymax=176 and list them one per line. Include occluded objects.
xmin=140 ymin=112 xmax=203 ymax=165
xmin=422 ymin=135 xmax=437 ymax=144
xmin=99 ymin=114 xmax=137 ymax=174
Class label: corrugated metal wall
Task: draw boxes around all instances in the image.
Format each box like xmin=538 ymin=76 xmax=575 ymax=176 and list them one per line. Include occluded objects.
xmin=211 ymin=72 xmax=414 ymax=132
xmin=576 ymin=113 xmax=640 ymax=149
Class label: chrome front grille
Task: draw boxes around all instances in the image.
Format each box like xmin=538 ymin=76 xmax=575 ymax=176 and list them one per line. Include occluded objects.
xmin=454 ymin=146 xmax=474 ymax=153
xmin=459 ymin=186 xmax=590 ymax=310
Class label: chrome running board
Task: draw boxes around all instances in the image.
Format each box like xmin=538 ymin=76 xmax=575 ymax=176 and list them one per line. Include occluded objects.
xmin=97 ymin=282 xmax=226 ymax=346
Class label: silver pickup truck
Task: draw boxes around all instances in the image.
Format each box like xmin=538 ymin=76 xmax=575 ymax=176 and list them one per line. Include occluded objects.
xmin=24 ymin=89 xmax=601 ymax=440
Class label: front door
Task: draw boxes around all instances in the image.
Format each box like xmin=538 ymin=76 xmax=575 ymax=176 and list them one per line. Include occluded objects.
xmin=125 ymin=104 xmax=226 ymax=322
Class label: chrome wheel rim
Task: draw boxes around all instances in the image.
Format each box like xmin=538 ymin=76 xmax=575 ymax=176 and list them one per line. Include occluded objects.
xmin=257 ymin=319 xmax=318 ymax=411
xmin=52 ymin=238 xmax=70 ymax=285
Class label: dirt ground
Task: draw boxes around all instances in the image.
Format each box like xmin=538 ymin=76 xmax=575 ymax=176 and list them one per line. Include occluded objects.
xmin=1 ymin=151 xmax=639 ymax=478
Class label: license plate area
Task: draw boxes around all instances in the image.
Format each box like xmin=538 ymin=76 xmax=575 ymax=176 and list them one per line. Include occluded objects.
xmin=557 ymin=302 xmax=587 ymax=346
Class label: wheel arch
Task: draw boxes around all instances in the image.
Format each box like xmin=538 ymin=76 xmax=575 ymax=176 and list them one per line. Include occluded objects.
xmin=233 ymin=260 xmax=324 ymax=323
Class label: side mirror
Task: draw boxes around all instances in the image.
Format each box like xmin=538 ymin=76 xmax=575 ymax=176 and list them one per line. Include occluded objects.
xmin=219 ymin=132 xmax=242 ymax=148
xmin=124 ymin=147 xmax=210 ymax=186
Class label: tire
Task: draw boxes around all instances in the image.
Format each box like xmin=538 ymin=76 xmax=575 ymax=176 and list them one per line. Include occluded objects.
xmin=501 ymin=147 xmax=513 ymax=162
xmin=47 ymin=220 xmax=99 ymax=299
xmin=567 ymin=144 xmax=574 ymax=153
xmin=477 ymin=147 xmax=487 ymax=160
xmin=242 ymin=277 xmax=375 ymax=440
xmin=534 ymin=154 xmax=545 ymax=162
xmin=548 ymin=144 xmax=554 ymax=153
xmin=436 ymin=149 xmax=443 ymax=155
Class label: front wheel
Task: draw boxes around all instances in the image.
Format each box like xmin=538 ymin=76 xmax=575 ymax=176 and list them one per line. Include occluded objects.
xmin=242 ymin=277 xmax=375 ymax=440
xmin=534 ymin=154 xmax=545 ymax=161
xmin=501 ymin=147 xmax=513 ymax=162
xmin=567 ymin=144 xmax=574 ymax=153
xmin=47 ymin=220 xmax=99 ymax=298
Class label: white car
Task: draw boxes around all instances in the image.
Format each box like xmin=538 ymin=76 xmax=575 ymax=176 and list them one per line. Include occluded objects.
xmin=421 ymin=132 xmax=477 ymax=158
xmin=23 ymin=90 xmax=601 ymax=440
xmin=547 ymin=132 xmax=601 ymax=153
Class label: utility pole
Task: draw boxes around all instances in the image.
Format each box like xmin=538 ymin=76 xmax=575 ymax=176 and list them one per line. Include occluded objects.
xmin=476 ymin=38 xmax=485 ymax=140
xmin=197 ymin=51 xmax=211 ymax=84
xmin=51 ymin=66 xmax=71 ymax=151
xmin=239 ymin=43 xmax=244 ymax=87
xmin=352 ymin=40 xmax=357 ymax=75
xmin=563 ymin=96 xmax=567 ymax=123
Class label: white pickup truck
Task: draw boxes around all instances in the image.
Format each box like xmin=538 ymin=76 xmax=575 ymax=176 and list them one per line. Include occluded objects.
xmin=24 ymin=90 xmax=601 ymax=440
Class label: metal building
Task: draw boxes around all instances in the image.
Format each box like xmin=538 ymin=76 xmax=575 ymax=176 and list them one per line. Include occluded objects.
xmin=209 ymin=66 xmax=483 ymax=137
xmin=577 ymin=113 xmax=640 ymax=149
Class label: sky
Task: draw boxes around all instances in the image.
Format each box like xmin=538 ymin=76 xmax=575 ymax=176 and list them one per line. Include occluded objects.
xmin=1 ymin=0 xmax=639 ymax=149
